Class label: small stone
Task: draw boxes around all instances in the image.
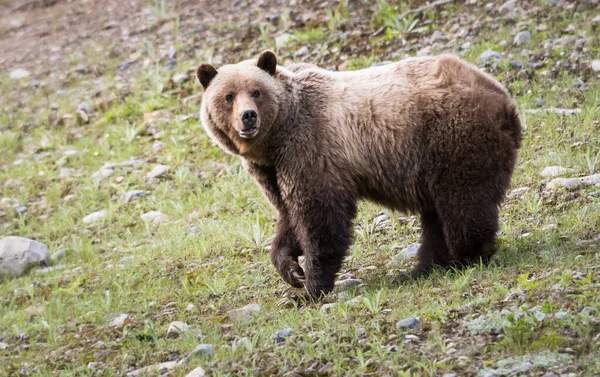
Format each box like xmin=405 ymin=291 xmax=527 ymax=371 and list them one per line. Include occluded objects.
xmin=78 ymin=102 xmax=91 ymax=114
xmin=0 ymin=236 xmax=50 ymax=277
xmin=335 ymin=278 xmax=364 ymax=290
xmin=83 ymin=210 xmax=107 ymax=223
xmin=514 ymin=31 xmax=531 ymax=46
xmin=542 ymin=224 xmax=558 ymax=231
xmin=186 ymin=226 xmax=201 ymax=234
xmin=294 ymin=46 xmax=309 ymax=57
xmin=9 ymin=68 xmax=30 ymax=80
xmin=579 ymin=174 xmax=600 ymax=186
xmin=171 ymin=73 xmax=188 ymax=85
xmin=396 ymin=243 xmax=420 ymax=259
xmin=109 ymin=313 xmax=129 ymax=327
xmin=272 ymin=328 xmax=293 ymax=343
xmin=431 ymin=30 xmax=445 ymax=42
xmin=541 ymin=166 xmax=572 ymax=178
xmin=479 ymin=50 xmax=505 ymax=64
xmin=186 ymin=303 xmax=196 ymax=312
xmin=396 ymin=317 xmax=420 ymax=329
xmin=373 ymin=213 xmax=389 ymax=227
xmin=59 ymin=168 xmax=77 ymax=179
xmin=126 ymin=361 xmax=178 ymax=377
xmin=510 ymin=61 xmax=522 ymax=69
xmin=417 ymin=46 xmax=432 ymax=56
xmin=275 ymin=33 xmax=292 ymax=48
xmin=320 ymin=303 xmax=336 ymax=313
xmin=498 ymin=0 xmax=516 ymax=15
xmin=228 ymin=303 xmax=261 ymax=322
xmin=87 ymin=362 xmax=99 ymax=371
xmin=185 ymin=344 xmax=215 ymax=362
xmin=404 ymin=334 xmax=419 ymax=342
xmin=185 ymin=366 xmax=206 ymax=377
xmin=25 ymin=305 xmax=46 ymax=315
xmin=92 ymin=168 xmax=114 ymax=182
xmin=147 ymin=164 xmax=170 ymax=178
xmin=0 ymin=342 xmax=8 ymax=350
xmin=141 ymin=211 xmax=168 ymax=224
xmin=123 ymin=190 xmax=149 ymax=204
xmin=541 ymin=373 xmax=558 ymax=377
xmin=534 ymin=98 xmax=545 ymax=108
xmin=167 ymin=321 xmax=190 ymax=338
xmin=152 ymin=141 xmax=164 ymax=152
xmin=442 ymin=374 xmax=457 ymax=377
xmin=580 ymin=307 xmax=594 ymax=316
xmin=591 ymin=60 xmax=600 ymax=72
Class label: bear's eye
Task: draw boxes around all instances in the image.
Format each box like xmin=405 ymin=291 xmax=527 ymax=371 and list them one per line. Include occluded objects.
xmin=225 ymin=93 xmax=234 ymax=103
xmin=252 ymin=90 xmax=260 ymax=98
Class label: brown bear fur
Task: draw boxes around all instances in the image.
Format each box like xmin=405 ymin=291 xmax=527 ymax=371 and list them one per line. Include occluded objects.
xmin=197 ymin=51 xmax=521 ymax=299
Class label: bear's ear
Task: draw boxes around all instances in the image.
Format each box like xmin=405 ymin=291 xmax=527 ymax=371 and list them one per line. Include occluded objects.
xmin=256 ymin=50 xmax=277 ymax=76
xmin=196 ymin=64 xmax=218 ymax=90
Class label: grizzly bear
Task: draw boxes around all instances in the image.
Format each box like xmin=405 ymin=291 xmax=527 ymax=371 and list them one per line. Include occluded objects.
xmin=196 ymin=51 xmax=521 ymax=299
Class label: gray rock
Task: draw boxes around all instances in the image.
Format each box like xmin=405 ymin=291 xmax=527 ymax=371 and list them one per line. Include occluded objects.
xmin=9 ymin=68 xmax=30 ymax=80
xmin=275 ymin=33 xmax=292 ymax=48
xmin=78 ymin=102 xmax=91 ymax=114
xmin=541 ymin=373 xmax=558 ymax=377
xmin=126 ymin=361 xmax=178 ymax=377
xmin=396 ymin=317 xmax=421 ymax=329
xmin=498 ymin=0 xmax=516 ymax=14
xmin=167 ymin=321 xmax=190 ymax=338
xmin=147 ymin=164 xmax=170 ymax=179
xmin=83 ymin=210 xmax=107 ymax=223
xmin=13 ymin=204 xmax=27 ymax=214
xmin=579 ymin=174 xmax=600 ymax=186
xmin=87 ymin=362 xmax=99 ymax=370
xmin=185 ymin=344 xmax=215 ymax=361
xmin=294 ymin=46 xmax=309 ymax=57
xmin=141 ymin=211 xmax=168 ymax=224
xmin=185 ymin=366 xmax=206 ymax=377
xmin=442 ymin=374 xmax=457 ymax=377
xmin=431 ymin=30 xmax=445 ymax=42
xmin=396 ymin=243 xmax=420 ymax=259
xmin=335 ymin=278 xmax=364 ymax=290
xmin=272 ymin=328 xmax=293 ymax=343
xmin=534 ymin=98 xmax=545 ymax=108
xmin=320 ymin=303 xmax=336 ymax=312
xmin=592 ymin=60 xmax=600 ymax=72
xmin=373 ymin=213 xmax=389 ymax=227
xmin=580 ymin=307 xmax=594 ymax=316
xmin=546 ymin=178 xmax=579 ymax=191
xmin=109 ymin=313 xmax=129 ymax=327
xmin=510 ymin=61 xmax=522 ymax=69
xmin=228 ymin=303 xmax=261 ymax=322
xmin=123 ymin=190 xmax=148 ymax=204
xmin=92 ymin=168 xmax=114 ymax=182
xmin=479 ymin=50 xmax=505 ymax=64
xmin=0 ymin=236 xmax=50 ymax=277
xmin=514 ymin=31 xmax=531 ymax=46
xmin=541 ymin=166 xmax=572 ymax=178
xmin=417 ymin=46 xmax=432 ymax=56
xmin=186 ymin=303 xmax=196 ymax=312
xmin=0 ymin=342 xmax=8 ymax=350
xmin=171 ymin=73 xmax=188 ymax=85
xmin=152 ymin=141 xmax=164 ymax=152
xmin=59 ymin=168 xmax=77 ymax=179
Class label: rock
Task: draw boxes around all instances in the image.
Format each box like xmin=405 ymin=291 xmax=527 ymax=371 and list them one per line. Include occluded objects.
xmin=272 ymin=328 xmax=293 ymax=343
xmin=83 ymin=210 xmax=107 ymax=223
xmin=320 ymin=303 xmax=336 ymax=313
xmin=0 ymin=237 xmax=50 ymax=277
xmin=546 ymin=178 xmax=580 ymax=191
xmin=185 ymin=344 xmax=215 ymax=361
xmin=479 ymin=50 xmax=504 ymax=64
xmin=373 ymin=213 xmax=389 ymax=227
xmin=147 ymin=164 xmax=170 ymax=178
xmin=542 ymin=224 xmax=558 ymax=231
xmin=109 ymin=313 xmax=129 ymax=327
xmin=78 ymin=102 xmax=91 ymax=114
xmin=396 ymin=243 xmax=420 ymax=259
xmin=228 ymin=303 xmax=261 ymax=322
xmin=294 ymin=46 xmax=309 ymax=57
xmin=335 ymin=278 xmax=363 ymax=290
xmin=126 ymin=361 xmax=178 ymax=377
xmin=514 ymin=31 xmax=531 ymax=46
xmin=524 ymin=108 xmax=581 ymax=116
xmin=510 ymin=61 xmax=522 ymax=69
xmin=141 ymin=211 xmax=168 ymax=224
xmin=9 ymin=68 xmax=30 ymax=80
xmin=417 ymin=46 xmax=432 ymax=56
xmin=171 ymin=73 xmax=189 ymax=85
xmin=540 ymin=166 xmax=572 ymax=178
xmin=498 ymin=0 xmax=516 ymax=15
xmin=579 ymin=174 xmax=600 ymax=186
xmin=25 ymin=305 xmax=46 ymax=315
xmin=59 ymin=168 xmax=77 ymax=179
xmin=275 ymin=33 xmax=292 ymax=48
xmin=152 ymin=141 xmax=164 ymax=151
xmin=431 ymin=30 xmax=445 ymax=42
xmin=396 ymin=317 xmax=421 ymax=329
xmin=87 ymin=362 xmax=99 ymax=371
xmin=186 ymin=303 xmax=196 ymax=312
xmin=534 ymin=98 xmax=545 ymax=108
xmin=507 ymin=186 xmax=529 ymax=199
xmin=554 ymin=311 xmax=568 ymax=320
xmin=167 ymin=321 xmax=190 ymax=338
xmin=0 ymin=342 xmax=8 ymax=350
xmin=541 ymin=373 xmax=558 ymax=377
xmin=92 ymin=168 xmax=114 ymax=182
xmin=123 ymin=190 xmax=148 ymax=204
xmin=442 ymin=374 xmax=457 ymax=377
xmin=185 ymin=366 xmax=206 ymax=377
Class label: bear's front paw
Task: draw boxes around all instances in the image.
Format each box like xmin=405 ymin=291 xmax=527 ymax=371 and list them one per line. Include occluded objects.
xmin=279 ymin=261 xmax=305 ymax=288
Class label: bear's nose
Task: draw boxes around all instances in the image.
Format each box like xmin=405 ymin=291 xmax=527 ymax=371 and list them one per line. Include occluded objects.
xmin=241 ymin=109 xmax=257 ymax=127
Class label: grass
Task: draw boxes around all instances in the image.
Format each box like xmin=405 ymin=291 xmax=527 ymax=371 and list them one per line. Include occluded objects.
xmin=1 ymin=1 xmax=599 ymax=376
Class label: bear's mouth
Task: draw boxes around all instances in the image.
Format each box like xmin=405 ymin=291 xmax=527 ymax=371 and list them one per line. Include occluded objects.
xmin=239 ymin=127 xmax=258 ymax=139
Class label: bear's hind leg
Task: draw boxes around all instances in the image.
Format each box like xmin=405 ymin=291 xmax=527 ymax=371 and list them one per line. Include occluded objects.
xmin=413 ymin=210 xmax=452 ymax=275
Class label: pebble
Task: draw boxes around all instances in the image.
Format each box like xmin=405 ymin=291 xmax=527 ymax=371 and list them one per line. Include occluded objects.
xmin=373 ymin=213 xmax=389 ymax=227
xmin=479 ymin=50 xmax=505 ymax=64
xmin=185 ymin=344 xmax=215 ymax=361
xmin=0 ymin=236 xmax=50 ymax=277
xmin=185 ymin=366 xmax=206 ymax=377
xmin=534 ymin=98 xmax=545 ymax=108
xmin=152 ymin=141 xmax=165 ymax=152
xmin=126 ymin=361 xmax=178 ymax=377
xmin=541 ymin=373 xmax=558 ymax=377
xmin=396 ymin=243 xmax=420 ymax=259
xmin=186 ymin=303 xmax=196 ymax=312
xmin=141 ymin=211 xmax=168 ymax=224
xmin=579 ymin=174 xmax=600 ymax=186
xmin=294 ymin=46 xmax=309 ymax=57
xmin=554 ymin=311 xmax=568 ymax=320
xmin=147 ymin=164 xmax=170 ymax=178
xmin=417 ymin=46 xmax=432 ymax=56
xmin=92 ymin=168 xmax=114 ymax=181
xmin=396 ymin=317 xmax=421 ymax=329
xmin=171 ymin=73 xmax=188 ymax=85
xmin=498 ymin=0 xmax=515 ymax=14
xmin=275 ymin=33 xmax=292 ymax=48
xmin=228 ymin=303 xmax=261 ymax=322
xmin=320 ymin=303 xmax=336 ymax=312
xmin=592 ymin=60 xmax=600 ymax=72
xmin=82 ymin=210 xmax=107 ymax=223
xmin=167 ymin=321 xmax=190 ymax=338
xmin=9 ymin=68 xmax=30 ymax=80
xmin=123 ymin=190 xmax=148 ymax=204
xmin=0 ymin=342 xmax=8 ymax=350
xmin=109 ymin=313 xmax=129 ymax=327
xmin=59 ymin=168 xmax=77 ymax=179
xmin=514 ymin=31 xmax=531 ymax=46
xmin=431 ymin=30 xmax=445 ymax=42
xmin=442 ymin=374 xmax=457 ymax=377
xmin=272 ymin=328 xmax=293 ymax=343
xmin=510 ymin=61 xmax=522 ymax=69
xmin=546 ymin=178 xmax=580 ymax=191
xmin=335 ymin=278 xmax=364 ymax=290
xmin=541 ymin=166 xmax=572 ymax=178
xmin=78 ymin=102 xmax=91 ymax=114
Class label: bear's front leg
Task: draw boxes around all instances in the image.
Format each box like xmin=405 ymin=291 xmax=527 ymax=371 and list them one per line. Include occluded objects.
xmin=287 ymin=191 xmax=357 ymax=299
xmin=271 ymin=213 xmax=305 ymax=288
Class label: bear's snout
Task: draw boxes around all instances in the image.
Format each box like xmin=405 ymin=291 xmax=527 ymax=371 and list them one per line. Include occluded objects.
xmin=241 ymin=109 xmax=258 ymax=128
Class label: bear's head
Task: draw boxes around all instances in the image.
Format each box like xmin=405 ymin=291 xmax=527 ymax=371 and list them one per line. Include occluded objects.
xmin=197 ymin=50 xmax=284 ymax=159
